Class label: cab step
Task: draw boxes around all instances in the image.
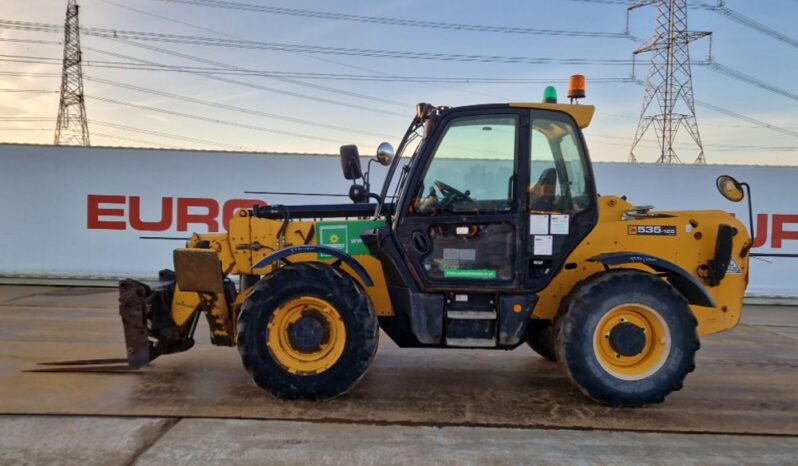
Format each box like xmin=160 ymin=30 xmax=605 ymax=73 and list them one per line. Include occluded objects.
xmin=444 ymin=294 xmax=497 ymax=347
xmin=446 ymin=310 xmax=497 ymax=320
xmin=446 ymin=337 xmax=496 ymax=348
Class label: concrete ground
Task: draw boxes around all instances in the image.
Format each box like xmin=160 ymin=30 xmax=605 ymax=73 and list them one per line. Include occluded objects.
xmin=0 ymin=285 xmax=796 ymax=465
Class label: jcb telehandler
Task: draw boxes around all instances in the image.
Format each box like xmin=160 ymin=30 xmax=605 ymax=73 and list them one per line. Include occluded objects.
xmin=118 ymin=77 xmax=751 ymax=406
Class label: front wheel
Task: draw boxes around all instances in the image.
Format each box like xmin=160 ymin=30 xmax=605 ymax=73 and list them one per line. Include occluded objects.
xmin=555 ymin=270 xmax=699 ymax=407
xmin=237 ymin=263 xmax=378 ymax=400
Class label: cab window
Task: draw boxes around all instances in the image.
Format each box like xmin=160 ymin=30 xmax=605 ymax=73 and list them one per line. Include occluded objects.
xmin=529 ymin=116 xmax=589 ymax=213
xmin=412 ymin=115 xmax=517 ymax=215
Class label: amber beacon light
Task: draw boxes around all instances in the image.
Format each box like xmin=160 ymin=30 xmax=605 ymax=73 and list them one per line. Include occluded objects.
xmin=568 ymin=75 xmax=586 ymax=103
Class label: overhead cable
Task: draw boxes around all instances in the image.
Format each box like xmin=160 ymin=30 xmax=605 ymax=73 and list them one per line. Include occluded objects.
xmin=154 ymin=0 xmax=634 ymax=39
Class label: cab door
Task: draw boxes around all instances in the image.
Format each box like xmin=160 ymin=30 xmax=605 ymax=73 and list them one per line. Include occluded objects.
xmin=393 ymin=108 xmax=529 ymax=290
xmin=525 ymin=110 xmax=598 ymax=291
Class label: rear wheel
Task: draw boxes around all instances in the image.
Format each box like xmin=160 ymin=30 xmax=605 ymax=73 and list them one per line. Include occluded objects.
xmin=526 ymin=320 xmax=556 ymax=362
xmin=555 ymin=270 xmax=699 ymax=407
xmin=237 ymin=263 xmax=378 ymax=400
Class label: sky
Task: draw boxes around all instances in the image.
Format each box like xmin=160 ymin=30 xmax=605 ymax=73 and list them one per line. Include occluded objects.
xmin=0 ymin=0 xmax=796 ymax=164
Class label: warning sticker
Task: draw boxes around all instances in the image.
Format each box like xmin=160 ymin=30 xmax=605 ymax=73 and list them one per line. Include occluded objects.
xmin=727 ymin=259 xmax=742 ymax=275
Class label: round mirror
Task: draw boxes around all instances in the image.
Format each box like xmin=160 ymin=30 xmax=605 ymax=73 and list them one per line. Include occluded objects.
xmin=716 ymin=175 xmax=744 ymax=202
xmin=376 ymin=142 xmax=395 ymax=166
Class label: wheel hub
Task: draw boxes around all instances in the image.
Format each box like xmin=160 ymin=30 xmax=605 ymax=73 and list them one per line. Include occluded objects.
xmin=608 ymin=322 xmax=647 ymax=357
xmin=267 ymin=296 xmax=347 ymax=375
xmin=593 ymin=303 xmax=672 ymax=381
xmin=287 ymin=313 xmax=330 ymax=353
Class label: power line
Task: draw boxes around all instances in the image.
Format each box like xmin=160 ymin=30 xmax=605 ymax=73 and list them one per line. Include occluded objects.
xmin=89 ymin=130 xmax=182 ymax=149
xmin=625 ymin=79 xmax=798 ymax=138
xmin=82 ymin=75 xmax=393 ymax=139
xmin=154 ymin=0 xmax=635 ymax=39
xmin=4 ymin=54 xmax=794 ymax=141
xmin=706 ymin=62 xmax=798 ymax=102
xmin=0 ymin=88 xmax=58 ymax=93
xmin=94 ymin=40 xmax=404 ymax=107
xmin=0 ymin=20 xmax=643 ymax=65
xmin=710 ymin=1 xmax=798 ymax=49
xmin=574 ymin=0 xmax=798 ymax=48
xmin=82 ymin=42 xmax=408 ymax=117
xmin=0 ymin=53 xmax=637 ymax=84
xmin=95 ymin=0 xmax=500 ymax=100
xmin=592 ymin=133 xmax=798 ymax=151
xmin=90 ymin=120 xmax=258 ymax=150
xmin=694 ymin=99 xmax=798 ymax=138
xmin=87 ymin=95 xmax=353 ymax=144
xmin=0 ymin=19 xmax=409 ymax=108
xmin=0 ymin=37 xmax=61 ymax=45
xmin=6 ymin=45 xmax=795 ymax=105
xmin=0 ymin=116 xmax=258 ymax=150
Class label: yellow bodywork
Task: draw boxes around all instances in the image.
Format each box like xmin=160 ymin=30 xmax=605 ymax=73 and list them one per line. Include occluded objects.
xmin=509 ymin=103 xmax=595 ymax=128
xmin=174 ymin=193 xmax=749 ymax=345
xmin=533 ymin=196 xmax=750 ymax=336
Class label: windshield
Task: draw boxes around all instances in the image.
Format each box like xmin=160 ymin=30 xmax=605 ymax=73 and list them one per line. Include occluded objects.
xmin=411 ymin=115 xmax=517 ymax=215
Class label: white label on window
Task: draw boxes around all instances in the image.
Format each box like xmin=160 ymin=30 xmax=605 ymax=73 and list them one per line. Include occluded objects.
xmin=455 ymin=294 xmax=469 ymax=302
xmin=550 ymin=215 xmax=570 ymax=235
xmin=443 ymin=248 xmax=459 ymax=260
xmin=456 ymin=226 xmax=469 ymax=235
xmin=533 ymin=235 xmax=554 ymax=256
xmin=529 ymin=215 xmax=549 ymax=235
xmin=459 ymin=249 xmax=476 ymax=261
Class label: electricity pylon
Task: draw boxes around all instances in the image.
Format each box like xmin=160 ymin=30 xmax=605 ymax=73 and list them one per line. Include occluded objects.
xmin=54 ymin=0 xmax=90 ymax=146
xmin=628 ymin=0 xmax=710 ymax=163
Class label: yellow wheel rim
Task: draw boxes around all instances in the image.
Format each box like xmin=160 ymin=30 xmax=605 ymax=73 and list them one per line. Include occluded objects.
xmin=267 ymin=296 xmax=346 ymax=375
xmin=593 ymin=304 xmax=671 ymax=381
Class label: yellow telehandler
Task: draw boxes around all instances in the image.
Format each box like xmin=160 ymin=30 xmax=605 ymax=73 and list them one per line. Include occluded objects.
xmin=117 ymin=77 xmax=751 ymax=406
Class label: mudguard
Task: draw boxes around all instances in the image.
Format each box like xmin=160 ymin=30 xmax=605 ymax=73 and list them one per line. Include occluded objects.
xmin=252 ymin=245 xmax=374 ymax=287
xmin=588 ymin=252 xmax=715 ymax=308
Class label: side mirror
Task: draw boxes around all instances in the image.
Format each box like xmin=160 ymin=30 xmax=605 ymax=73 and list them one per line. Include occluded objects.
xmin=716 ymin=175 xmax=744 ymax=203
xmin=376 ymin=142 xmax=395 ymax=166
xmin=340 ymin=145 xmax=363 ymax=180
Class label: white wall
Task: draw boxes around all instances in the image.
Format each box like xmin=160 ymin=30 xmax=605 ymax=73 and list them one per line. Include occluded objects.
xmin=1 ymin=144 xmax=796 ymax=297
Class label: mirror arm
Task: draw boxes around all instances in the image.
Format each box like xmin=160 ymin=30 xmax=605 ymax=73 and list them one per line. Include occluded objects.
xmin=364 ymin=158 xmax=377 ymax=192
xmin=740 ymin=182 xmax=755 ymax=241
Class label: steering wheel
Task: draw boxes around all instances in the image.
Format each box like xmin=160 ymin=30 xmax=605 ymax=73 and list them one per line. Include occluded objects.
xmin=434 ymin=180 xmax=472 ymax=207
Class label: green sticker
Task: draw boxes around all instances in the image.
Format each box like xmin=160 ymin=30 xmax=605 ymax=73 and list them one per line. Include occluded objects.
xmin=443 ymin=269 xmax=497 ymax=280
xmin=317 ymin=220 xmax=386 ymax=259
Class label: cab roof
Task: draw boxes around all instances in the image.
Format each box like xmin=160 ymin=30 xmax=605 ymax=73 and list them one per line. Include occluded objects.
xmin=509 ymin=102 xmax=595 ymax=128
xmin=428 ymin=102 xmax=596 ymax=129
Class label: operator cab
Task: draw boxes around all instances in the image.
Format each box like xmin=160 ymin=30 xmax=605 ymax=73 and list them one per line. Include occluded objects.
xmin=384 ymin=88 xmax=598 ymax=294
xmin=352 ymin=78 xmax=600 ymax=347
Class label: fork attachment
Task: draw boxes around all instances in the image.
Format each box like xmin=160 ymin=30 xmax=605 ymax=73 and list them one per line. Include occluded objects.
xmin=119 ymin=271 xmax=197 ymax=368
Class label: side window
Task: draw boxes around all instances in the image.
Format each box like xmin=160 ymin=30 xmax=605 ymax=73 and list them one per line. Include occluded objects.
xmin=529 ymin=117 xmax=589 ymax=213
xmin=412 ymin=115 xmax=517 ymax=215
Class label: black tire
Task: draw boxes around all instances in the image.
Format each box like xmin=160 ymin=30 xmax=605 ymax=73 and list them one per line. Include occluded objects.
xmin=526 ymin=320 xmax=557 ymax=362
xmin=237 ymin=263 xmax=378 ymax=400
xmin=555 ymin=270 xmax=699 ymax=407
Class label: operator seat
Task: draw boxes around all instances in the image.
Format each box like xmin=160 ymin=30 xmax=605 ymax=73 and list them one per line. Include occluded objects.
xmin=528 ymin=168 xmax=557 ymax=211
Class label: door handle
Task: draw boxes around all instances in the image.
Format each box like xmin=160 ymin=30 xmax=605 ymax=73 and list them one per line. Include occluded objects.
xmin=411 ymin=230 xmax=431 ymax=254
